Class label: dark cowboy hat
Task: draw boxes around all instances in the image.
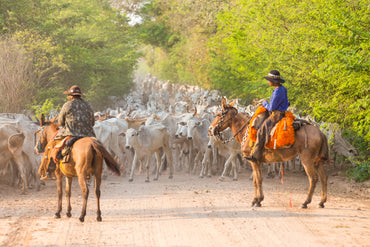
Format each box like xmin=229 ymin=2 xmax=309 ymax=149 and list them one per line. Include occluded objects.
xmin=263 ymin=70 xmax=285 ymax=83
xmin=63 ymin=85 xmax=85 ymax=97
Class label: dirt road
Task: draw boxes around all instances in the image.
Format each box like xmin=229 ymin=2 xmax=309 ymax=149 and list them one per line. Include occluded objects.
xmin=1 ymin=170 xmax=369 ymax=247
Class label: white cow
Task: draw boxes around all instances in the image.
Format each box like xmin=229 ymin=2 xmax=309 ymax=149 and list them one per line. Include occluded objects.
xmin=207 ymin=129 xmax=242 ymax=181
xmin=174 ymin=122 xmax=192 ymax=172
xmin=124 ymin=124 xmax=173 ymax=182
xmin=186 ymin=118 xmax=211 ymax=174
xmin=0 ymin=123 xmax=36 ymax=194
xmin=0 ymin=114 xmax=41 ymax=193
xmin=93 ymin=120 xmax=125 ymax=177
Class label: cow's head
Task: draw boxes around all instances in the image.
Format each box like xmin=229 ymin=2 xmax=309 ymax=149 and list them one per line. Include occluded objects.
xmin=123 ymin=129 xmax=139 ymax=149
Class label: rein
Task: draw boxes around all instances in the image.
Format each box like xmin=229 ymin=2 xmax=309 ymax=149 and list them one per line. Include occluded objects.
xmin=34 ymin=124 xmax=60 ymax=154
xmin=215 ymin=108 xmax=249 ymax=144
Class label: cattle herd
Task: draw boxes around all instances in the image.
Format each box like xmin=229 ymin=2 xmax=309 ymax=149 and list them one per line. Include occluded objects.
xmin=0 ymin=75 xmax=358 ymax=193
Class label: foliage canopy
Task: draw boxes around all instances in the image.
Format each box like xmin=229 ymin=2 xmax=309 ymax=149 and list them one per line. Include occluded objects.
xmin=0 ymin=0 xmax=140 ymax=111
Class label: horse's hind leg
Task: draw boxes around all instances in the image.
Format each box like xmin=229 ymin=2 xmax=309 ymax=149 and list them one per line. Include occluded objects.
xmin=78 ymin=176 xmax=89 ymax=222
xmin=55 ymin=176 xmax=63 ymax=218
xmin=301 ymin=162 xmax=319 ymax=209
xmin=317 ymin=164 xmax=328 ymax=208
xmin=95 ymin=174 xmax=102 ymax=221
xmin=65 ymin=177 xmax=73 ymax=217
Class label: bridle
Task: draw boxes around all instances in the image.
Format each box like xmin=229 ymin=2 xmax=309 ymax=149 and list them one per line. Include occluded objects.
xmin=213 ymin=107 xmax=245 ymax=143
xmin=34 ymin=123 xmax=59 ymax=154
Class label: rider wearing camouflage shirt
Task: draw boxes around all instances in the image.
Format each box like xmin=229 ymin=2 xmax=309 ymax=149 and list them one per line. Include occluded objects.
xmin=55 ymin=85 xmax=95 ymax=139
xmin=42 ymin=85 xmax=95 ymax=180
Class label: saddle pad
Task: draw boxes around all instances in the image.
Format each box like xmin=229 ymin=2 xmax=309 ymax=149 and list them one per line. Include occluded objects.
xmin=265 ymin=111 xmax=296 ymax=149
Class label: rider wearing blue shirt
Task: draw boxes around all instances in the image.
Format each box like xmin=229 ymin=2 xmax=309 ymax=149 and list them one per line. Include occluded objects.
xmin=262 ymin=85 xmax=289 ymax=112
xmin=245 ymin=70 xmax=289 ymax=163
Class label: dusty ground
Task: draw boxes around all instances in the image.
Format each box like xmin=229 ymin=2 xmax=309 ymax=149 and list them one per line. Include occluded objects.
xmin=0 ymin=168 xmax=370 ymax=247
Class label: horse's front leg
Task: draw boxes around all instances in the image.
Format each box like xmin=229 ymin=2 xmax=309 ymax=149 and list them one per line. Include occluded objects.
xmin=65 ymin=177 xmax=73 ymax=217
xmin=78 ymin=175 xmax=89 ymax=222
xmin=250 ymin=162 xmax=264 ymax=207
xmin=55 ymin=175 xmax=63 ymax=218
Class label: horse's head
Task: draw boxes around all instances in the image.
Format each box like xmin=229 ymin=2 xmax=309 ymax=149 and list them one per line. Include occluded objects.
xmin=209 ymin=97 xmax=238 ymax=139
xmin=34 ymin=115 xmax=60 ymax=154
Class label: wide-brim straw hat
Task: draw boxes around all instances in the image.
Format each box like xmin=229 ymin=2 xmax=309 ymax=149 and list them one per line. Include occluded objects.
xmin=263 ymin=70 xmax=285 ymax=83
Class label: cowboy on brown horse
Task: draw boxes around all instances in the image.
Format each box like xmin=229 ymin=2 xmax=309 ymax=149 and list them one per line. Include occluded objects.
xmin=41 ymin=85 xmax=95 ymax=180
xmin=245 ymin=70 xmax=289 ymax=163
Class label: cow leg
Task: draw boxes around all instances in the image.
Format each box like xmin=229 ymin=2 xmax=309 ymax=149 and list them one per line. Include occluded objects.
xmin=55 ymin=175 xmax=63 ymax=219
xmin=64 ymin=177 xmax=73 ymax=217
xmin=192 ymin=152 xmax=201 ymax=174
xmin=164 ymin=147 xmax=174 ymax=179
xmin=205 ymin=148 xmax=212 ymax=177
xmin=78 ymin=175 xmax=89 ymax=222
xmin=12 ymin=156 xmax=28 ymax=194
xmin=231 ymin=155 xmax=238 ymax=181
xmin=129 ymin=154 xmax=138 ymax=182
xmin=200 ymin=149 xmax=211 ymax=178
xmin=219 ymin=155 xmax=233 ymax=181
xmin=145 ymin=155 xmax=151 ymax=182
xmin=153 ymin=152 xmax=161 ymax=181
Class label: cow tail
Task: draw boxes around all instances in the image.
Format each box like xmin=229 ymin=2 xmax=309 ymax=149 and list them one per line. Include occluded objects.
xmin=91 ymin=139 xmax=121 ymax=176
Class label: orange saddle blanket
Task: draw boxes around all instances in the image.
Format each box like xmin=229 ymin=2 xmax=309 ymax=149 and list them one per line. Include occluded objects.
xmin=249 ymin=106 xmax=296 ymax=149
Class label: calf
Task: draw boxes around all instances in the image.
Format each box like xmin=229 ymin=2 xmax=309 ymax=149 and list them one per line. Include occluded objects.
xmin=123 ymin=124 xmax=173 ymax=182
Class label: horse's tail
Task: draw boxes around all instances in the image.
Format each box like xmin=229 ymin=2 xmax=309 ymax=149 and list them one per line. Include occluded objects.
xmin=91 ymin=138 xmax=121 ymax=176
xmin=317 ymin=131 xmax=330 ymax=166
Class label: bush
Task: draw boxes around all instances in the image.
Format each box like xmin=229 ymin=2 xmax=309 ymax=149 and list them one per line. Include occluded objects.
xmin=347 ymin=159 xmax=370 ymax=183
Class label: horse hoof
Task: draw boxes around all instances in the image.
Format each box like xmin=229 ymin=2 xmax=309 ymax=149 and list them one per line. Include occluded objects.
xmin=128 ymin=178 xmax=133 ymax=182
xmin=79 ymin=217 xmax=84 ymax=222
xmin=254 ymin=203 xmax=262 ymax=207
xmin=54 ymin=213 xmax=61 ymax=219
xmin=218 ymin=177 xmax=225 ymax=181
xmin=145 ymin=179 xmax=150 ymax=183
xmin=207 ymin=175 xmax=211 ymax=178
xmin=232 ymin=178 xmax=238 ymax=181
xmin=153 ymin=178 xmax=158 ymax=181
xmin=66 ymin=212 xmax=72 ymax=217
xmin=97 ymin=216 xmax=102 ymax=222
xmin=319 ymin=204 xmax=325 ymax=208
xmin=301 ymin=204 xmax=308 ymax=209
xmin=199 ymin=176 xmax=204 ymax=179
xmin=168 ymin=175 xmax=173 ymax=179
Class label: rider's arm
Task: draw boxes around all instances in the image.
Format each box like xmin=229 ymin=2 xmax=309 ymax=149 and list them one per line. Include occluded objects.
xmin=262 ymin=87 xmax=285 ymax=111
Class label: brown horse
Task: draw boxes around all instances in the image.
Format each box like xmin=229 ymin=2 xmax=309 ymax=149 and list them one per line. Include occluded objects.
xmin=209 ymin=98 xmax=329 ymax=208
xmin=35 ymin=118 xmax=121 ymax=222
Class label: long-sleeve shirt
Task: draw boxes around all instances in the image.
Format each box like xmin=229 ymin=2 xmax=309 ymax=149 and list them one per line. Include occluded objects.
xmin=57 ymin=98 xmax=95 ymax=137
xmin=262 ymin=85 xmax=289 ymax=112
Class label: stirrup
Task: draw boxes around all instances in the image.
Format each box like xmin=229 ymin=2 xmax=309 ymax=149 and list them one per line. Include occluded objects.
xmin=40 ymin=172 xmax=56 ymax=181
